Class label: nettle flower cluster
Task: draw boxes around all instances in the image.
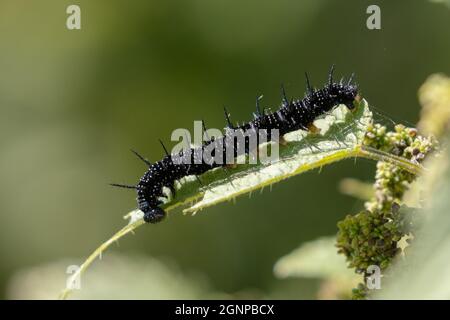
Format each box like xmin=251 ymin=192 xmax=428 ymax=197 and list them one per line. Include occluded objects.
xmin=364 ymin=124 xmax=436 ymax=212
xmin=336 ymin=122 xmax=437 ymax=299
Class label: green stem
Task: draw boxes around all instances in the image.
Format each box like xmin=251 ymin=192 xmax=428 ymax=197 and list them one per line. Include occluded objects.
xmin=357 ymin=145 xmax=425 ymax=175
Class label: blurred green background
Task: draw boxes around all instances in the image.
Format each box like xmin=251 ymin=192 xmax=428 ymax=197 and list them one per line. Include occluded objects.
xmin=1 ymin=0 xmax=449 ymax=299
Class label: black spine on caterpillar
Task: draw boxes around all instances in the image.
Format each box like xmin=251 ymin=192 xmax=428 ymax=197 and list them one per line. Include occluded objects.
xmin=112 ymin=66 xmax=359 ymax=223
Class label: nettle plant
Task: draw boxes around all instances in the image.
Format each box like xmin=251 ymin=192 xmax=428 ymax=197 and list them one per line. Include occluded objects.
xmin=61 ymin=71 xmax=450 ymax=300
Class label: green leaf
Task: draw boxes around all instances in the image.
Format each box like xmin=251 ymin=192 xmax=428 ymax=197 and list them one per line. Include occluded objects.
xmin=274 ymin=236 xmax=358 ymax=281
xmin=61 ymin=99 xmax=373 ymax=299
xmin=156 ymin=98 xmax=372 ymax=216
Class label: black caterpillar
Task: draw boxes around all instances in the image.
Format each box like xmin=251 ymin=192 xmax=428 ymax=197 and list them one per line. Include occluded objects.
xmin=112 ymin=66 xmax=359 ymax=223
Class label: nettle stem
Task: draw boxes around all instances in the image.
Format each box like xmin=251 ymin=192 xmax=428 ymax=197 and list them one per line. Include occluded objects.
xmin=357 ymin=145 xmax=425 ymax=175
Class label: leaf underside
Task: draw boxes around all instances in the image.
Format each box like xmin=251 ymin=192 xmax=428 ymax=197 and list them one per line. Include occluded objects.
xmin=61 ymin=99 xmax=372 ymax=299
xmin=127 ymin=98 xmax=372 ymax=221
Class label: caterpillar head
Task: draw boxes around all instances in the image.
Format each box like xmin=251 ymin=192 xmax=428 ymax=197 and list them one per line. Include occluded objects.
xmin=143 ymin=207 xmax=166 ymax=223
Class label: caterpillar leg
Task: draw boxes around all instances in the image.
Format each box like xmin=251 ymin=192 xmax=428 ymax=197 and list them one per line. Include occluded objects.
xmin=143 ymin=207 xmax=166 ymax=224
